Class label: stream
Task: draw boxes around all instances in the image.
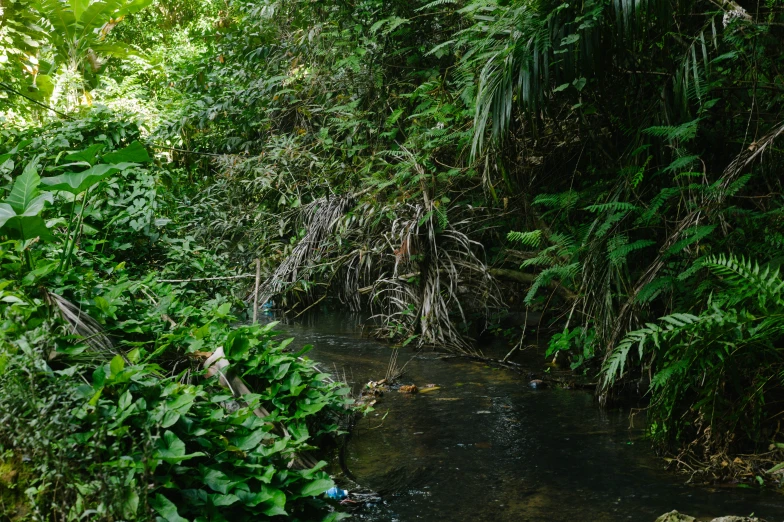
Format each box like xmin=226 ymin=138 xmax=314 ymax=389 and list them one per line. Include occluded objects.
xmin=265 ymin=312 xmax=784 ymax=521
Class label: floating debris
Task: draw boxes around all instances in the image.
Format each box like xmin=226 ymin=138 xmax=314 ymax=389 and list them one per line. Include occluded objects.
xmin=325 ymin=486 xmax=348 ymax=500
xmin=399 ymin=384 xmax=418 ymax=394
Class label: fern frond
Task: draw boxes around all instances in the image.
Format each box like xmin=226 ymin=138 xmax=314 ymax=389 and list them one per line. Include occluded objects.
xmin=594 ymin=211 xmax=629 ymax=239
xmin=416 ymin=0 xmax=458 ymax=11
xmin=643 ymin=119 xmax=700 ymax=141
xmin=705 ymin=254 xmax=784 ymax=308
xmin=523 ymin=262 xmax=579 ymax=304
xmin=663 ymin=155 xmax=700 ymax=173
xmin=666 ymin=224 xmax=716 ymax=255
xmin=608 ymin=238 xmax=655 ymax=267
xmin=636 ymin=276 xmax=675 ymax=304
xmin=507 ymin=229 xmax=542 ymax=248
xmin=651 ymin=359 xmax=690 ymax=390
xmin=601 ymin=312 xmax=701 ymax=388
xmin=533 ymin=191 xmax=579 ymax=209
xmin=584 ymin=201 xmax=639 ymax=213
xmin=724 ymin=173 xmax=751 ymax=197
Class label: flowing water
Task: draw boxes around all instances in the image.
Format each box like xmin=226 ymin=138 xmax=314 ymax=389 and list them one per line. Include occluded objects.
xmin=265 ymin=312 xmax=784 ymax=522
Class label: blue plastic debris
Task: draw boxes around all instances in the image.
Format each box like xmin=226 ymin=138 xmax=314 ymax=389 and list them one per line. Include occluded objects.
xmin=325 ymin=487 xmax=348 ymax=500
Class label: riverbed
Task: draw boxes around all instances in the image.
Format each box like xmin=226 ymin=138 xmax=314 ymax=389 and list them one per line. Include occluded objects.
xmin=266 ymin=312 xmax=784 ymax=521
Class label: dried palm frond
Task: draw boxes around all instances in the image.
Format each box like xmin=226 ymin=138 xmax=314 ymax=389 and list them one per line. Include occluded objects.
xmin=369 ymin=203 xmax=501 ymax=355
xmin=248 ymin=195 xmax=355 ymax=306
xmin=44 ymin=289 xmax=116 ymax=355
xmin=251 ymin=190 xmax=502 ymax=354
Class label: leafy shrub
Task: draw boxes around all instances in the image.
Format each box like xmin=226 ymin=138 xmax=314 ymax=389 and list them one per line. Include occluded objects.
xmin=0 ymin=117 xmax=354 ymax=520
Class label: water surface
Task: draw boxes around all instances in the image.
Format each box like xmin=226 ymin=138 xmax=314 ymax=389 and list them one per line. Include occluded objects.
xmin=267 ymin=313 xmax=784 ymax=522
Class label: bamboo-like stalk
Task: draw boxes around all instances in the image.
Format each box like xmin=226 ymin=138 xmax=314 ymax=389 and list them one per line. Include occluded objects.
xmin=252 ymin=258 xmax=261 ymax=324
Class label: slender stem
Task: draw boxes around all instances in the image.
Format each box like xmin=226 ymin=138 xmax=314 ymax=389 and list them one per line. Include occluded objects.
xmin=158 ymin=274 xmax=255 ymax=283
xmin=59 ymin=197 xmax=77 ymax=269
xmin=63 ymin=191 xmax=89 ymax=271
xmin=252 ymin=258 xmax=261 ymax=324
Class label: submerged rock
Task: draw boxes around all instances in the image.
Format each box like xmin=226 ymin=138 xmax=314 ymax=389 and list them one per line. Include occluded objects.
xmin=654 ymin=512 xmax=759 ymax=522
xmin=528 ymin=379 xmax=546 ymax=389
xmin=655 ymin=511 xmax=695 ymax=522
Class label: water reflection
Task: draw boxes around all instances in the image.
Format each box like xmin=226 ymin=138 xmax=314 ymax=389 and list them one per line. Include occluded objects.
xmin=265 ymin=312 xmax=784 ymax=522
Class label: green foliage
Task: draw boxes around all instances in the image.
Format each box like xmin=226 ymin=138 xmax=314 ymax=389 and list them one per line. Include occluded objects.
xmin=2 ymin=0 xmax=783 ymax=487
xmin=547 ymin=326 xmax=596 ymax=372
xmin=0 ymin=115 xmax=355 ymax=520
xmin=601 ymin=254 xmax=784 ymax=452
xmin=506 ymin=230 xmax=542 ymax=248
xmin=0 ymin=162 xmax=55 ymax=243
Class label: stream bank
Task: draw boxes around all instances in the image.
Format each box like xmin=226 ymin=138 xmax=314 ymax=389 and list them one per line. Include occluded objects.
xmin=267 ymin=311 xmax=784 ymax=522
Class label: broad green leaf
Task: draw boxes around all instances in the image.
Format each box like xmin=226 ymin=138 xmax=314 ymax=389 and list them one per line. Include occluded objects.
xmin=295 ymin=344 xmax=314 ymax=356
xmin=203 ymin=468 xmax=242 ymax=494
xmin=235 ymin=485 xmax=283 ymax=507
xmin=150 ymin=494 xmax=189 ymax=522
xmin=40 ymin=162 xmax=137 ymax=194
xmin=0 ymin=204 xmax=15 ymax=229
xmin=103 ymin=140 xmax=151 ymax=163
xmin=7 ymin=161 xmax=41 ymax=214
xmin=71 ymin=0 xmax=89 ymax=22
xmin=121 ymin=489 xmax=139 ymax=519
xmin=33 ymin=74 xmax=55 ymax=100
xmin=165 ymin=392 xmax=196 ymax=414
xmin=64 ymin=144 xmax=105 ymax=166
xmin=210 ymin=494 xmax=240 ymax=507
xmin=161 ymin=410 xmax=180 ymax=428
xmin=231 ymin=428 xmax=267 ymax=451
xmin=158 ymin=430 xmax=185 ymax=460
xmin=2 ymin=215 xmax=56 ymax=242
xmin=561 ymin=33 xmax=580 ymax=45
xmin=22 ymin=193 xmax=53 ymax=216
xmin=271 ymin=362 xmax=291 ymax=380
xmin=260 ymin=503 xmax=287 ymax=517
xmin=114 ymin=0 xmax=154 ymax=18
xmin=110 ymin=354 xmax=125 ymax=375
xmin=225 ymin=332 xmax=250 ymax=359
xmin=155 ymin=430 xmax=204 ymax=463
xmin=301 ymin=478 xmax=333 ymax=497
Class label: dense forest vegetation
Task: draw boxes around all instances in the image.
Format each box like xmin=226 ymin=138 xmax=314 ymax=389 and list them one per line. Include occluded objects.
xmin=1 ymin=0 xmax=784 ymax=518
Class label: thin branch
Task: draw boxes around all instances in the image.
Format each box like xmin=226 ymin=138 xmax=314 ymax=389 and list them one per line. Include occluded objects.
xmin=158 ymin=274 xmax=256 ymax=283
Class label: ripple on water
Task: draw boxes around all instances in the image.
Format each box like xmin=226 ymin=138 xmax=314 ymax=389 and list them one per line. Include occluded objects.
xmin=265 ymin=314 xmax=784 ymax=522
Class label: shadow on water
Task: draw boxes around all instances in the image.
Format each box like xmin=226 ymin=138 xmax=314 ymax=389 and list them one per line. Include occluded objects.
xmin=264 ymin=312 xmax=784 ymax=522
